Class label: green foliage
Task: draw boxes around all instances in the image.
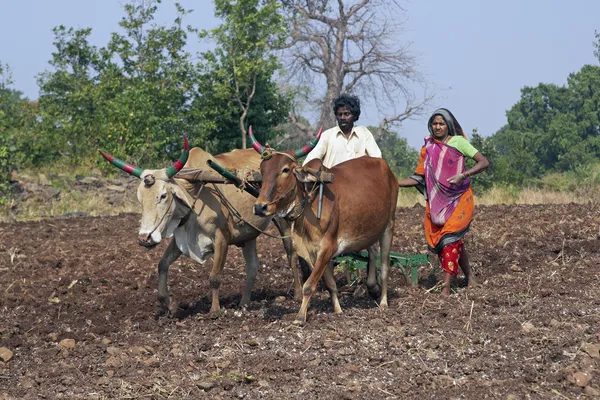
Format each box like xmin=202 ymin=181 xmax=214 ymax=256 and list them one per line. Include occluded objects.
xmin=372 ymin=127 xmax=419 ymax=179
xmin=594 ymin=30 xmax=600 ymax=63
xmin=489 ymin=61 xmax=600 ymax=183
xmin=468 ymin=131 xmax=497 ymax=192
xmin=0 ymin=63 xmax=31 ymax=203
xmin=196 ymin=0 xmax=290 ymax=153
xmin=21 ymin=0 xmax=291 ymax=171
xmin=35 ymin=2 xmax=203 ymax=167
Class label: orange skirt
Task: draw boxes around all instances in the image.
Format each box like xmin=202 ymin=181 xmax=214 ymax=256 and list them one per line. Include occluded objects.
xmin=424 ymin=187 xmax=474 ymax=253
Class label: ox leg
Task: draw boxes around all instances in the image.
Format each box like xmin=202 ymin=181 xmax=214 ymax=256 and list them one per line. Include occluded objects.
xmin=240 ymin=238 xmax=259 ymax=308
xmin=296 ymin=248 xmax=335 ymax=324
xmin=366 ymin=244 xmax=382 ymax=300
xmin=322 ymin=261 xmax=342 ymax=314
xmin=157 ymin=240 xmax=182 ymax=316
xmin=377 ymin=224 xmax=393 ymax=309
xmin=208 ymin=232 xmax=229 ymax=318
xmin=272 ymin=218 xmax=302 ymax=300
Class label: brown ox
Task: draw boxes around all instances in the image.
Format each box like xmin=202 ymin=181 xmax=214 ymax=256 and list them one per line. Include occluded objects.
xmin=250 ymin=131 xmax=399 ymax=323
xmin=100 ymin=136 xmax=313 ymax=317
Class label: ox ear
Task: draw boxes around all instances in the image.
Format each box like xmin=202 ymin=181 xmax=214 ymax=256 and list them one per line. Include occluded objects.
xmin=293 ymin=167 xmax=320 ymax=183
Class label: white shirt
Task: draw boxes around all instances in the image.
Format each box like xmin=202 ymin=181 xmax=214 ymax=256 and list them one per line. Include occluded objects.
xmin=303 ymin=125 xmax=382 ymax=168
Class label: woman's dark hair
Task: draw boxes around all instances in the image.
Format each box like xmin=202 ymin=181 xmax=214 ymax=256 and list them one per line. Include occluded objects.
xmin=333 ymin=94 xmax=361 ymax=121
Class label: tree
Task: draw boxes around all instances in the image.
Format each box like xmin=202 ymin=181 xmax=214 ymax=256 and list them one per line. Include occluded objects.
xmin=35 ymin=1 xmax=204 ymax=165
xmin=371 ymin=125 xmax=418 ymax=178
xmin=594 ymin=30 xmax=600 ymax=63
xmin=36 ymin=26 xmax=101 ymax=162
xmin=0 ymin=63 xmax=34 ymax=201
xmin=97 ymin=0 xmax=202 ymax=163
xmin=198 ymin=0 xmax=290 ymax=150
xmin=280 ymin=0 xmax=432 ymax=134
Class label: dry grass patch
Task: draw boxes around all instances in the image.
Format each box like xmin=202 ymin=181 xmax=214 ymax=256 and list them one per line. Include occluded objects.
xmin=9 ymin=190 xmax=138 ymax=221
xmin=398 ymin=185 xmax=599 ymax=208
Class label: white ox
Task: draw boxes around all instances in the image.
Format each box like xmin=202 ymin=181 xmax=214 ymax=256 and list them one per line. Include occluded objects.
xmin=100 ymin=136 xmax=316 ymax=317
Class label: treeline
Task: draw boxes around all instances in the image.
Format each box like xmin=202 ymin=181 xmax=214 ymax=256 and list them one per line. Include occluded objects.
xmin=472 ymin=63 xmax=600 ymax=190
xmin=1 ymin=1 xmax=600 ymax=202
xmin=1 ymin=1 xmax=289 ymax=166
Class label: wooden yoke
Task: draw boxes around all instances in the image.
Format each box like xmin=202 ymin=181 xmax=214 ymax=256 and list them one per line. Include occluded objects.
xmin=176 ymin=167 xmax=334 ymax=184
xmin=175 ymin=168 xmax=262 ymax=183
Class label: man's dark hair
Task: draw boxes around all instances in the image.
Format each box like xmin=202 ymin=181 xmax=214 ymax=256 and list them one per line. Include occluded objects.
xmin=333 ymin=94 xmax=361 ymax=121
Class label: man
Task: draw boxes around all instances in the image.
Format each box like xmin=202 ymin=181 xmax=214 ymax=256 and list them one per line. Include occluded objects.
xmin=302 ymin=94 xmax=383 ymax=284
xmin=304 ymin=94 xmax=382 ymax=167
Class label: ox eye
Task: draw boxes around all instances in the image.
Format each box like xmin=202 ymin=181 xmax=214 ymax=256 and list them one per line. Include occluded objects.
xmin=282 ymin=167 xmax=290 ymax=174
xmin=159 ymin=192 xmax=168 ymax=201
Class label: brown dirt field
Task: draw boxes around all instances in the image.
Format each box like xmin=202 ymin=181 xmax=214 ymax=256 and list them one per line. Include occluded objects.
xmin=0 ymin=203 xmax=599 ymax=399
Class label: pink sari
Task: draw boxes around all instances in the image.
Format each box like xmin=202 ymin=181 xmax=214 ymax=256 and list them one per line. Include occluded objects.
xmin=424 ymin=137 xmax=470 ymax=226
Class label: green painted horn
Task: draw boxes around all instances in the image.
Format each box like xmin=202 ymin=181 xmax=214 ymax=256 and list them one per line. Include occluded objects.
xmin=294 ymin=128 xmax=323 ymax=158
xmin=99 ymin=135 xmax=189 ymax=178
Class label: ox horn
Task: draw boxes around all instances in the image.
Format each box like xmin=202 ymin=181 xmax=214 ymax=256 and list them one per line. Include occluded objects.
xmin=248 ymin=126 xmax=322 ymax=159
xmin=99 ymin=135 xmax=189 ymax=179
xmin=293 ymin=127 xmax=323 ymax=158
xmin=247 ymin=126 xmax=269 ymax=157
xmin=165 ymin=135 xmax=189 ymax=178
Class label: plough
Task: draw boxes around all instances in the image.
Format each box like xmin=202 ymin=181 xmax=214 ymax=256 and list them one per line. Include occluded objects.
xmin=335 ymin=251 xmax=429 ymax=286
xmin=176 ymin=160 xmax=430 ymax=286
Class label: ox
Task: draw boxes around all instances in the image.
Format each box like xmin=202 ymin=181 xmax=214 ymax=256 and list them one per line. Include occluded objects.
xmin=100 ymin=136 xmax=316 ymax=317
xmin=250 ymin=131 xmax=399 ymax=323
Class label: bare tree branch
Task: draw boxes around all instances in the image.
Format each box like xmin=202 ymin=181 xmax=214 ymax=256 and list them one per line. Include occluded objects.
xmin=279 ymin=0 xmax=433 ymax=131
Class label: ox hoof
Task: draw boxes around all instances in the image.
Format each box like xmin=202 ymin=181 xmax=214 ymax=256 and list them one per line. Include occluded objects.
xmin=292 ymin=319 xmax=305 ymax=326
xmin=156 ymin=303 xmax=178 ymax=319
xmin=238 ymin=298 xmax=250 ymax=309
xmin=367 ymin=284 xmax=382 ymax=300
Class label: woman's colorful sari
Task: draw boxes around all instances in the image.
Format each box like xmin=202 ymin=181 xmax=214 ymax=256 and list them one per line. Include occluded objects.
xmin=412 ymin=138 xmax=474 ymax=259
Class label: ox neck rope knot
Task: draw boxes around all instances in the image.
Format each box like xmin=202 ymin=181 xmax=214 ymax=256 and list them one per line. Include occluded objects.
xmin=286 ymin=179 xmax=321 ymax=221
xmin=211 ymin=184 xmax=291 ymax=239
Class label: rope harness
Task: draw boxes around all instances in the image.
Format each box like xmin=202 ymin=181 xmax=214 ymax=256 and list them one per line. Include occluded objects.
xmin=155 ymin=150 xmax=322 ymax=241
xmin=211 ymin=184 xmax=292 ymax=239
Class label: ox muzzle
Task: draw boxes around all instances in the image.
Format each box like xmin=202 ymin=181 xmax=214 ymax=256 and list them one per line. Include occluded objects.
xmin=253 ymin=202 xmax=270 ymax=217
xmin=138 ymin=233 xmax=160 ymax=248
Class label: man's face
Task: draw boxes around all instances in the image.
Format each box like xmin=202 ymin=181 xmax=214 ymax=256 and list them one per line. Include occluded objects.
xmin=335 ymin=106 xmax=354 ymax=129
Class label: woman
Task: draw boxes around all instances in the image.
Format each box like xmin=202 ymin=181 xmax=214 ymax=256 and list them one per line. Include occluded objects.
xmin=398 ymin=108 xmax=489 ymax=295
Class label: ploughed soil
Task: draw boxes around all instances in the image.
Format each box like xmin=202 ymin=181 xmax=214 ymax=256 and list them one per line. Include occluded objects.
xmin=1 ymin=203 xmax=599 ymax=399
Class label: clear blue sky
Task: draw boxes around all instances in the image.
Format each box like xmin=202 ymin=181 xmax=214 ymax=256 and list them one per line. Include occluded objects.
xmin=1 ymin=0 xmax=599 ymax=149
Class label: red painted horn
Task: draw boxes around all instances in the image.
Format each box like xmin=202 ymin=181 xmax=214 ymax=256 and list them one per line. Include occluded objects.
xmin=99 ymin=135 xmax=189 ymax=179
xmin=294 ymin=128 xmax=322 ymax=158
xmin=165 ymin=135 xmax=189 ymax=178
xmin=247 ymin=126 xmax=268 ymax=155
